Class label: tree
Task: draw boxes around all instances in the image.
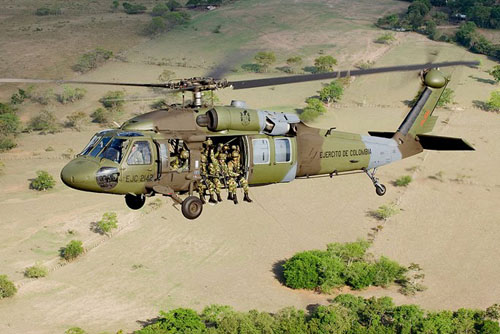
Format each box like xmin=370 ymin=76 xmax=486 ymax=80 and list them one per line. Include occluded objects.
xmin=122 ymin=2 xmax=146 ymax=14
xmin=99 ymin=90 xmax=125 ymax=110
xmin=314 ymin=55 xmax=337 ymax=73
xmin=254 ymin=51 xmax=276 ymax=72
xmin=286 ymin=56 xmax=303 ymax=73
xmin=136 ymin=308 xmax=205 ymax=334
xmin=490 ymin=65 xmax=500 ymax=83
xmin=145 ymin=17 xmax=167 ymax=36
xmin=455 ymin=22 xmax=477 ymax=48
xmin=61 ymin=240 xmax=84 ymax=261
xmin=282 ymin=251 xmax=323 ymax=289
xmin=167 ymin=0 xmax=181 ymax=11
xmin=0 ymin=275 xmax=17 ymax=298
xmin=111 ymin=0 xmax=119 ymax=11
xmin=151 ymin=3 xmax=170 ymax=17
xmin=299 ymin=97 xmax=327 ymax=122
xmin=31 ymin=170 xmax=56 ymax=191
xmin=319 ymin=81 xmax=344 ymax=105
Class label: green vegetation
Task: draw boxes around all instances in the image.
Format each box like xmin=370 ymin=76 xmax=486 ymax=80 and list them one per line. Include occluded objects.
xmin=158 ymin=69 xmax=176 ymax=82
xmin=319 ymin=80 xmax=343 ymax=105
xmin=24 ymin=263 xmax=48 ymax=278
xmin=30 ymin=170 xmax=56 ymax=191
xmin=65 ymin=111 xmax=87 ymax=131
xmin=437 ymin=88 xmax=454 ymax=107
xmin=299 ymin=97 xmax=327 ymax=122
xmin=282 ymin=240 xmax=408 ymax=292
xmin=90 ymin=107 xmax=113 ymax=124
xmin=72 ymin=48 xmax=113 ymax=73
xmin=99 ymin=90 xmax=125 ymax=110
xmin=65 ymin=327 xmax=87 ymax=334
xmin=10 ymin=87 xmax=33 ymax=105
xmin=375 ymin=32 xmax=396 ymax=44
xmin=394 ymin=175 xmax=412 ymax=187
xmin=60 ymin=240 xmax=84 ymax=261
xmin=0 ymin=102 xmax=21 ymax=151
xmin=135 ymin=294 xmax=500 ymax=334
xmin=28 ymin=109 xmax=60 ymax=133
xmin=123 ymin=2 xmax=146 ymax=14
xmin=35 ymin=6 xmax=61 ymax=16
xmin=486 ymin=90 xmax=500 ymax=111
xmin=254 ymin=51 xmax=276 ymax=72
xmin=370 ymin=203 xmax=400 ymax=220
xmin=112 ymin=0 xmax=119 ymax=11
xmin=490 ymin=65 xmax=500 ymax=83
xmin=0 ymin=275 xmax=17 ymax=299
xmin=56 ymin=86 xmax=86 ymax=104
xmin=313 ymin=55 xmax=337 ymax=73
xmin=186 ymin=0 xmax=222 ymax=7
xmin=95 ymin=212 xmax=118 ymax=235
xmin=145 ymin=11 xmax=191 ymax=36
xmin=30 ymin=88 xmax=54 ymax=105
xmin=285 ymin=56 xmax=303 ymax=73
xmin=151 ymin=3 xmax=170 ymax=17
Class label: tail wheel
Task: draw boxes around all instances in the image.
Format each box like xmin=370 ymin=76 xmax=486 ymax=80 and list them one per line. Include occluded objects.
xmin=181 ymin=196 xmax=203 ymax=220
xmin=375 ymin=184 xmax=386 ymax=196
xmin=125 ymin=194 xmax=146 ymax=210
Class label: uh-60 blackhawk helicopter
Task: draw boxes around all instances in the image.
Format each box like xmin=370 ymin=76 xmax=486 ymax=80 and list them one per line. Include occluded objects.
xmin=1 ymin=61 xmax=476 ymax=219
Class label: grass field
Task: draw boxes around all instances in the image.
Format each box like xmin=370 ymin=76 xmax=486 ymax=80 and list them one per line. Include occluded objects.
xmin=0 ymin=0 xmax=499 ymax=333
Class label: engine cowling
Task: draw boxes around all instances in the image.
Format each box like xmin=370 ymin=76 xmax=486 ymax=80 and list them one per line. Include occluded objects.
xmin=197 ymin=108 xmax=300 ymax=136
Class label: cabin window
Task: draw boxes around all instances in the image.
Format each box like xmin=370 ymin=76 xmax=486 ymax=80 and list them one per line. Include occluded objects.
xmin=159 ymin=143 xmax=169 ymax=172
xmin=127 ymin=141 xmax=152 ymax=165
xmin=252 ymin=138 xmax=270 ymax=165
xmin=99 ymin=138 xmax=127 ymax=163
xmin=275 ymin=138 xmax=292 ymax=163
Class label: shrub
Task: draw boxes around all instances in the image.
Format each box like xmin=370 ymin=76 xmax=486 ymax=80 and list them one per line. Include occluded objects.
xmin=10 ymin=87 xmax=32 ymax=105
xmin=56 ymin=86 xmax=86 ymax=104
xmin=394 ymin=175 xmax=412 ymax=187
xmin=0 ymin=112 xmax=21 ymax=136
xmin=145 ymin=17 xmax=167 ymax=35
xmin=31 ymin=170 xmax=56 ymax=191
xmin=254 ymin=51 xmax=276 ymax=72
xmin=24 ymin=263 xmax=48 ymax=278
xmin=35 ymin=7 xmax=61 ymax=16
xmin=0 ymin=102 xmax=16 ymax=114
xmin=151 ymin=3 xmax=170 ymax=16
xmin=167 ymin=0 xmax=181 ymax=11
xmin=319 ymin=80 xmax=343 ymax=105
xmin=314 ymin=55 xmax=337 ymax=73
xmin=0 ymin=137 xmax=16 ymax=152
xmin=99 ymin=90 xmax=125 ymax=110
xmin=370 ymin=203 xmax=400 ymax=220
xmin=163 ymin=11 xmax=190 ymax=27
xmin=136 ymin=309 xmax=204 ymax=334
xmin=489 ymin=65 xmax=500 ymax=83
xmin=375 ymin=33 xmax=396 ymax=44
xmin=123 ymin=2 xmax=146 ymax=14
xmin=65 ymin=327 xmax=87 ymax=334
xmin=282 ymin=251 xmax=324 ymax=289
xmin=437 ymin=88 xmax=454 ymax=107
xmin=487 ymin=90 xmax=500 ymax=111
xmin=96 ymin=212 xmax=118 ymax=235
xmin=72 ymin=48 xmax=113 ymax=73
xmin=299 ymin=97 xmax=327 ymax=122
xmin=90 ymin=107 xmax=111 ymax=124
xmin=65 ymin=111 xmax=87 ymax=131
xmin=0 ymin=275 xmax=17 ymax=299
xmin=28 ymin=109 xmax=60 ymax=133
xmin=30 ymin=88 xmax=54 ymax=105
xmin=60 ymin=240 xmax=84 ymax=261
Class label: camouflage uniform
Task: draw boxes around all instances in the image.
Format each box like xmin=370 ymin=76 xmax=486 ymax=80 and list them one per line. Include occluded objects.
xmin=228 ymin=149 xmax=252 ymax=203
xmin=197 ymin=153 xmax=208 ymax=204
xmin=208 ymin=158 xmax=223 ymax=203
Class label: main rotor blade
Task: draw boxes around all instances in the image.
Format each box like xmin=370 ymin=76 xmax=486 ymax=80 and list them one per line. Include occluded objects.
xmin=229 ymin=61 xmax=479 ymax=90
xmin=0 ymin=78 xmax=175 ymax=89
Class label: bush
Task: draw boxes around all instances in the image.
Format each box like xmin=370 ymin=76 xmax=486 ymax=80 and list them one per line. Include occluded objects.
xmin=299 ymin=97 xmax=327 ymax=122
xmin=254 ymin=51 xmax=276 ymax=72
xmin=0 ymin=275 xmax=17 ymax=299
xmin=145 ymin=17 xmax=168 ymax=35
xmin=123 ymin=2 xmax=147 ymax=14
xmin=136 ymin=308 xmax=205 ymax=334
xmin=30 ymin=88 xmax=54 ymax=105
xmin=487 ymin=90 xmax=500 ymax=111
xmin=167 ymin=0 xmax=181 ymax=11
xmin=282 ymin=240 xmax=408 ymax=292
xmin=370 ymin=203 xmax=400 ymax=220
xmin=151 ymin=3 xmax=170 ymax=16
xmin=314 ymin=55 xmax=337 ymax=73
xmin=0 ymin=137 xmax=16 ymax=152
xmin=319 ymin=80 xmax=343 ymax=105
xmin=99 ymin=90 xmax=125 ymax=110
xmin=24 ymin=263 xmax=48 ymax=278
xmin=375 ymin=33 xmax=396 ymax=44
xmin=35 ymin=7 xmax=61 ymax=16
xmin=57 ymin=86 xmax=86 ymax=104
xmin=31 ymin=170 xmax=56 ymax=191
xmin=72 ymin=48 xmax=113 ymax=73
xmin=96 ymin=212 xmax=118 ymax=235
xmin=10 ymin=88 xmax=32 ymax=105
xmin=489 ymin=65 xmax=500 ymax=83
xmin=65 ymin=111 xmax=87 ymax=131
xmin=394 ymin=175 xmax=412 ymax=187
xmin=0 ymin=112 xmax=21 ymax=136
xmin=28 ymin=109 xmax=60 ymax=133
xmin=60 ymin=240 xmax=84 ymax=261
xmin=90 ymin=107 xmax=111 ymax=124
xmin=437 ymin=88 xmax=454 ymax=107
xmin=65 ymin=327 xmax=86 ymax=334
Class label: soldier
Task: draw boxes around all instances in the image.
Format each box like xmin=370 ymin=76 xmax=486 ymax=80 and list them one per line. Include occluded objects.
xmin=208 ymin=156 xmax=223 ymax=203
xmin=197 ymin=153 xmax=209 ymax=204
xmin=228 ymin=149 xmax=252 ymax=203
xmin=178 ymin=149 xmax=189 ymax=171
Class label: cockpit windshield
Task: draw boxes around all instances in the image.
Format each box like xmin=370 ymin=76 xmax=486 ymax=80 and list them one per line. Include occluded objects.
xmin=98 ymin=138 xmax=127 ymax=163
xmin=89 ymin=137 xmax=112 ymax=157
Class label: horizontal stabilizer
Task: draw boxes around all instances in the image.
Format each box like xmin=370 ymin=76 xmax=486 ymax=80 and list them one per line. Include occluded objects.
xmin=416 ymin=134 xmax=475 ymax=151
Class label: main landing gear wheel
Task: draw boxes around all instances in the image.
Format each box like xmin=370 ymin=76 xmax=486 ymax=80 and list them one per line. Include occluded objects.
xmin=125 ymin=194 xmax=146 ymax=210
xmin=375 ymin=183 xmax=386 ymax=196
xmin=364 ymin=168 xmax=387 ymax=197
xmin=182 ymin=196 xmax=203 ymax=220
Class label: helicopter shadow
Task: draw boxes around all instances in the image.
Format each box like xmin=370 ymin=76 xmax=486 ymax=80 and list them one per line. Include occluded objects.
xmin=469 ymin=75 xmax=496 ymax=85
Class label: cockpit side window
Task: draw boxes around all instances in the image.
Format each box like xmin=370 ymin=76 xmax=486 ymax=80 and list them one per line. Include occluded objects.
xmin=127 ymin=141 xmax=152 ymax=165
xmin=80 ymin=135 xmax=100 ymax=156
xmin=99 ymin=138 xmax=127 ymax=163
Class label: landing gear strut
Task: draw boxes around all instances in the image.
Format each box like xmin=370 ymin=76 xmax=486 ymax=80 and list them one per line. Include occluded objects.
xmin=364 ymin=168 xmax=386 ymax=196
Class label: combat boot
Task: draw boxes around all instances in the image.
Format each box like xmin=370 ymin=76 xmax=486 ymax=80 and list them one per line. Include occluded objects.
xmin=209 ymin=194 xmax=217 ymax=204
xmin=227 ymin=193 xmax=233 ymax=200
xmin=199 ymin=195 xmax=206 ymax=204
xmin=243 ymin=193 xmax=253 ymax=203
xmin=233 ymin=194 xmax=238 ymax=205
xmin=217 ymin=193 xmax=223 ymax=202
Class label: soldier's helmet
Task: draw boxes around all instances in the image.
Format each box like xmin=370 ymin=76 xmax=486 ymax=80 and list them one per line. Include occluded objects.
xmin=180 ymin=150 xmax=189 ymax=160
xmin=223 ymin=144 xmax=229 ymax=152
xmin=204 ymin=138 xmax=213 ymax=147
xmin=201 ymin=154 xmax=206 ymax=162
xmin=231 ymin=145 xmax=237 ymax=151
xmin=232 ymin=151 xmax=240 ymax=159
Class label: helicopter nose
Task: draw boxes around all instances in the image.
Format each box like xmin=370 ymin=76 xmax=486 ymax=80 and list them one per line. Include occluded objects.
xmin=61 ymin=157 xmax=101 ymax=192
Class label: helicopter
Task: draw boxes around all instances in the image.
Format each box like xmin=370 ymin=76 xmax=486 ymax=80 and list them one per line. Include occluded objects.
xmin=0 ymin=61 xmax=476 ymax=219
